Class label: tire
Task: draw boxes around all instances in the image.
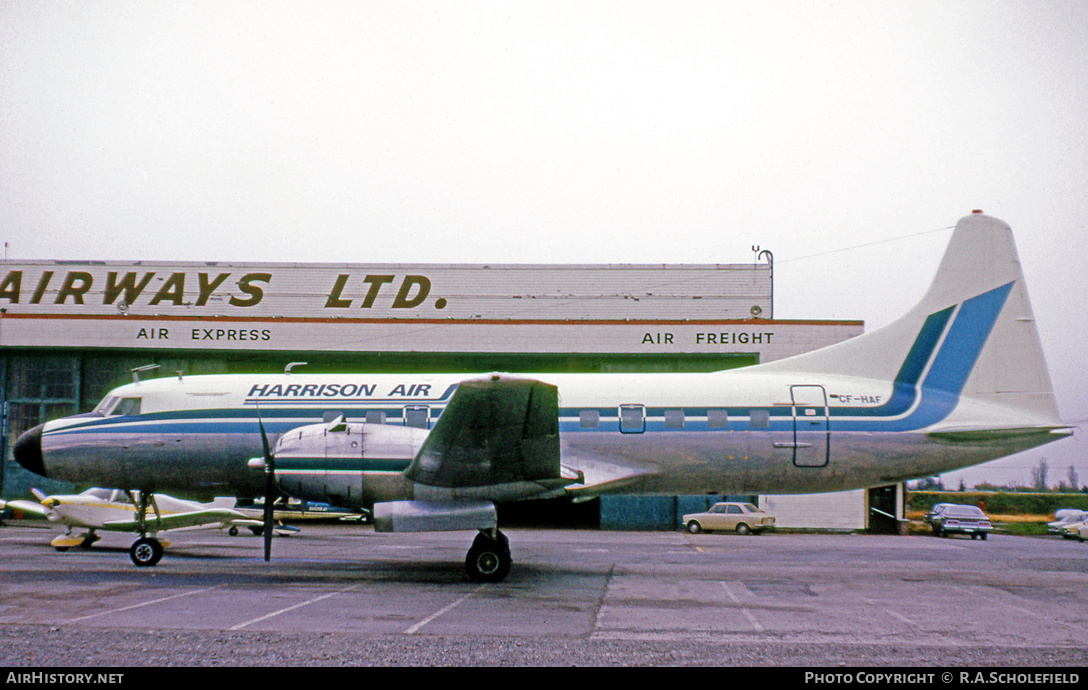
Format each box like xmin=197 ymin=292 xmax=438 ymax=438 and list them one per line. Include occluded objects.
xmin=465 ymin=533 xmax=511 ymax=583
xmin=228 ymin=526 xmax=239 ymax=537
xmin=980 ymin=532 xmax=988 ymax=541
xmin=130 ymin=537 xmax=164 ymax=567
xmin=736 ymin=523 xmax=751 ymax=536
xmin=686 ymin=521 xmax=702 ymax=534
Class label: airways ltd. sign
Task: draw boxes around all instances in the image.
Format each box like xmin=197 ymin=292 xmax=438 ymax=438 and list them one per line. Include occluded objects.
xmin=0 ymin=260 xmax=771 ymax=321
xmin=0 ymin=267 xmax=441 ymax=314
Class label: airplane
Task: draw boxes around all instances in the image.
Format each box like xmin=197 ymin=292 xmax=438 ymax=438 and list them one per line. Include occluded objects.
xmin=0 ymin=487 xmax=275 ymax=565
xmin=12 ymin=211 xmax=1072 ymax=580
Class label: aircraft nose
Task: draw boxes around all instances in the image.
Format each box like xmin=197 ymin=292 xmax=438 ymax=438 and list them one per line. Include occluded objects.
xmin=13 ymin=424 xmax=45 ymax=477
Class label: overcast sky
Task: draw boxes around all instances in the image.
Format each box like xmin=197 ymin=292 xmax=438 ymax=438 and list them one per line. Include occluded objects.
xmin=2 ymin=1 xmax=1087 ymax=489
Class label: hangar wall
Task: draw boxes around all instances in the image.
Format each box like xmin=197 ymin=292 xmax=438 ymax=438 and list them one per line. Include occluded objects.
xmin=0 ymin=259 xmax=867 ymax=521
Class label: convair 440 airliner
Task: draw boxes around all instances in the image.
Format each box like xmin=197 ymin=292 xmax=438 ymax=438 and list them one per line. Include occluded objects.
xmin=14 ymin=212 xmax=1071 ymax=580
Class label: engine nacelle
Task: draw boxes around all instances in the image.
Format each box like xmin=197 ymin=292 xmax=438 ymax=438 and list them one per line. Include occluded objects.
xmin=372 ymin=500 xmax=496 ymax=533
xmin=268 ymin=419 xmax=428 ymax=508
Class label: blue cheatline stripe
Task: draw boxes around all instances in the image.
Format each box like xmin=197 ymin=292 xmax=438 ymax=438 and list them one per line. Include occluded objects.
xmin=830 ymin=305 xmax=955 ymax=419
xmin=834 ymin=281 xmax=1014 ymax=432
xmin=925 ymin=283 xmax=1014 ymax=398
xmin=277 ymin=458 xmax=411 ymax=473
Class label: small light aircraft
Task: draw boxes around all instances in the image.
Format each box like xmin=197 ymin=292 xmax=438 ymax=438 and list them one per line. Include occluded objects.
xmin=12 ymin=212 xmax=1073 ymax=580
xmin=0 ymin=487 xmax=270 ymax=566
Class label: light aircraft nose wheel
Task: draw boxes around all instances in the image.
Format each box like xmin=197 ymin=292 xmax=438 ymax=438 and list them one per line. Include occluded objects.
xmin=130 ymin=537 xmax=164 ymax=567
xmin=465 ymin=531 xmax=511 ymax=583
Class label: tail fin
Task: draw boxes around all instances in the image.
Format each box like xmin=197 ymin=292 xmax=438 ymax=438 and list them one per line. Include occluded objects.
xmin=760 ymin=211 xmax=1061 ymax=425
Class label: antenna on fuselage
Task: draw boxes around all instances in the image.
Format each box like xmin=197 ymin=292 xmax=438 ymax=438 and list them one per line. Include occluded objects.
xmin=131 ymin=364 xmax=160 ymax=384
xmin=285 ymin=362 xmax=308 ymax=375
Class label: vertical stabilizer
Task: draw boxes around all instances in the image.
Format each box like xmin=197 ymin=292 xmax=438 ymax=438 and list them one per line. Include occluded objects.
xmin=758 ymin=212 xmax=1060 ymax=425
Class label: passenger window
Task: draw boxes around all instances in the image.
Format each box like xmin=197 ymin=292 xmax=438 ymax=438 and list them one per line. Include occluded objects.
xmin=619 ymin=405 xmax=644 ymax=433
xmin=404 ymin=406 xmax=429 ymax=429
xmin=664 ymin=409 xmax=685 ymax=429
xmin=579 ymin=410 xmax=600 ymax=429
xmin=749 ymin=409 xmax=769 ymax=428
xmin=707 ymin=409 xmax=729 ymax=428
xmin=365 ymin=410 xmax=386 ymax=424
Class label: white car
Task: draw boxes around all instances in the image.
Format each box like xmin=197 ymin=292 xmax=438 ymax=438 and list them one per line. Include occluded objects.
xmin=682 ymin=502 xmax=776 ymax=535
xmin=1061 ymin=518 xmax=1088 ymax=540
xmin=1048 ymin=510 xmax=1088 ymax=535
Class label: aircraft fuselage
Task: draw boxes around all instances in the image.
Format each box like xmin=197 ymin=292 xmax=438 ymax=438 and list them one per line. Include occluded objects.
xmin=17 ymin=368 xmax=1063 ymax=504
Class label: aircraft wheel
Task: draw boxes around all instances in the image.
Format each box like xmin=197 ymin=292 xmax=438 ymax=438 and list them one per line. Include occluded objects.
xmin=686 ymin=521 xmax=702 ymax=534
xmin=465 ymin=532 xmax=511 ymax=583
xmin=130 ymin=537 xmax=163 ymax=567
xmin=736 ymin=523 xmax=751 ymax=536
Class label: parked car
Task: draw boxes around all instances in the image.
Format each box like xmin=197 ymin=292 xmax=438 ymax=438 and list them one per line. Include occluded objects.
xmin=1077 ymin=523 xmax=1088 ymax=543
xmin=925 ymin=503 xmax=957 ymax=526
xmin=1048 ymin=510 xmax=1088 ymax=535
xmin=1060 ymin=516 xmax=1088 ymax=540
xmin=931 ymin=504 xmax=992 ymax=539
xmin=683 ymin=502 xmax=775 ymax=535
xmin=1054 ymin=508 xmax=1085 ymax=521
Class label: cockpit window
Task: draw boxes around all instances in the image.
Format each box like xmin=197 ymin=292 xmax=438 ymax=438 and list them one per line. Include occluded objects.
xmin=112 ymin=398 xmax=142 ymax=416
xmin=93 ymin=396 xmax=119 ymax=416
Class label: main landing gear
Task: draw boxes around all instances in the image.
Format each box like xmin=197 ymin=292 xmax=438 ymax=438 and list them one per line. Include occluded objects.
xmin=128 ymin=490 xmax=164 ymax=567
xmin=465 ymin=529 xmax=511 ymax=583
xmin=130 ymin=536 xmax=164 ymax=567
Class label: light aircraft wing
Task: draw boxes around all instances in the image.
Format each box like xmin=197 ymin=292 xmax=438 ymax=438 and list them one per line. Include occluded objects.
xmin=0 ymin=498 xmax=52 ymax=519
xmin=100 ymin=508 xmax=255 ymax=532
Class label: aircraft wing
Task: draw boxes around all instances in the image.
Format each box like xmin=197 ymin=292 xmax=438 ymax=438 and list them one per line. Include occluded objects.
xmin=394 ymin=374 xmax=657 ymax=506
xmin=560 ymin=451 xmax=655 ymax=499
xmin=404 ymin=374 xmax=568 ymax=499
xmin=100 ymin=508 xmax=255 ymax=532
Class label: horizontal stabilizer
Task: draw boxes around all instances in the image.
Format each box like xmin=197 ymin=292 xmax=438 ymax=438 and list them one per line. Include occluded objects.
xmin=928 ymin=427 xmax=1072 ymax=444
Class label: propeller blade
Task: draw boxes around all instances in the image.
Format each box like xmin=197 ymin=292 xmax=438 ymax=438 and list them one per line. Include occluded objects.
xmin=258 ymin=413 xmax=276 ymax=562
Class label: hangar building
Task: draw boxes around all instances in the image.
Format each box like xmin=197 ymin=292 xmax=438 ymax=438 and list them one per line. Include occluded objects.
xmin=0 ymin=258 xmax=895 ymax=530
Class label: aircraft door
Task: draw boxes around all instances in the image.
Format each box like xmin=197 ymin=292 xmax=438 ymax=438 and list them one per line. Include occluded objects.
xmin=790 ymin=385 xmax=829 ymax=468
